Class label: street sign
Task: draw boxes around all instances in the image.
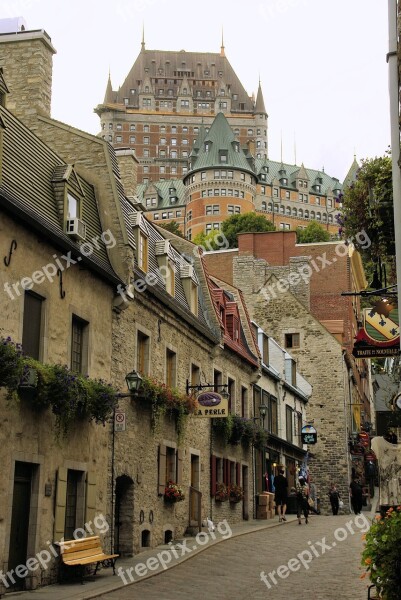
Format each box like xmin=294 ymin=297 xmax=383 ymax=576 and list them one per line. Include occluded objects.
xmin=114 ymin=411 xmax=126 ymax=431
xmin=301 ymin=425 xmax=317 ymax=445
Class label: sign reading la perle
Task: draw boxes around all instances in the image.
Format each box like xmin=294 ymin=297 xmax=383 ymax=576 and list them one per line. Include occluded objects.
xmin=193 ymin=391 xmax=228 ymax=418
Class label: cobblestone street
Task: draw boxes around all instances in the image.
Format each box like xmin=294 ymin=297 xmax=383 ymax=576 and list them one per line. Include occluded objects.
xmin=96 ymin=513 xmax=371 ymax=600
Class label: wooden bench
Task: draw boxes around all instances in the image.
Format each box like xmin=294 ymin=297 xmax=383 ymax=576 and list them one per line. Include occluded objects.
xmin=58 ymin=536 xmax=119 ymax=583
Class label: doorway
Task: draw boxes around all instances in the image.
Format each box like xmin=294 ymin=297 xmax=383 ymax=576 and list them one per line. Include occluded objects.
xmin=114 ymin=475 xmax=134 ymax=557
xmin=8 ymin=462 xmax=34 ymax=590
xmin=242 ymin=465 xmax=249 ymax=520
xmin=190 ymin=454 xmax=200 ymax=525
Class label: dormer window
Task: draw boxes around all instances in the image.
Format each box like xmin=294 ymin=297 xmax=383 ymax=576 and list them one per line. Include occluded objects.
xmin=219 ymin=151 xmax=228 ymax=164
xmin=130 ymin=212 xmax=149 ymax=272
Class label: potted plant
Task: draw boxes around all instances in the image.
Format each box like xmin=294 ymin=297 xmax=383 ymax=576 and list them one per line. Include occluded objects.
xmin=164 ymin=480 xmax=185 ymax=503
xmin=361 ymin=506 xmax=401 ymax=599
xmin=214 ymin=482 xmax=229 ymax=502
xmin=228 ymin=484 xmax=244 ymax=503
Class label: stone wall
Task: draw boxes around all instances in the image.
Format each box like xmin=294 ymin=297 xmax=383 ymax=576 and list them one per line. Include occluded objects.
xmin=233 ymin=254 xmax=351 ymax=513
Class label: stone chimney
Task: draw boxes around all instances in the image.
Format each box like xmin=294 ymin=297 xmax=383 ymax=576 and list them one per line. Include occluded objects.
xmin=0 ymin=27 xmax=56 ymax=129
xmin=114 ymin=148 xmax=139 ymax=201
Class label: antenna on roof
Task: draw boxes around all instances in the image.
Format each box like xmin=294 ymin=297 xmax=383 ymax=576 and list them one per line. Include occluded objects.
xmin=141 ymin=23 xmax=145 ymax=51
xmin=294 ymin=131 xmax=296 ymax=166
xmin=220 ymin=27 xmax=225 ymax=57
xmin=280 ymin=130 xmax=283 ymax=163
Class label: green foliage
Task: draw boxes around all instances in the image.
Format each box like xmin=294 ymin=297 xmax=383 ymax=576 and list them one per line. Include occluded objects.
xmin=157 ymin=220 xmax=184 ymax=237
xmin=296 ymin=221 xmax=331 ymax=243
xmin=140 ymin=375 xmax=197 ymax=443
xmin=0 ymin=336 xmax=119 ymax=438
xmin=193 ymin=230 xmax=225 ymax=250
xmin=340 ymin=154 xmax=395 ymax=277
xmin=213 ymin=413 xmax=267 ymax=448
xmin=221 ymin=213 xmax=276 ymax=248
xmin=361 ymin=507 xmax=401 ymax=599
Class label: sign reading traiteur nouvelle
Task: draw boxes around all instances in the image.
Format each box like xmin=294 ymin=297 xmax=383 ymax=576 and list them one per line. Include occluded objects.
xmin=193 ymin=391 xmax=228 ymax=418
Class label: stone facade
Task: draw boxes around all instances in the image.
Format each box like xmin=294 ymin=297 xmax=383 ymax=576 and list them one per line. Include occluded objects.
xmin=232 ymin=255 xmax=351 ymax=513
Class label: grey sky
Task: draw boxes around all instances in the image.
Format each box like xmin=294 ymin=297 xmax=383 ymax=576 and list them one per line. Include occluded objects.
xmin=2 ymin=0 xmax=389 ymax=182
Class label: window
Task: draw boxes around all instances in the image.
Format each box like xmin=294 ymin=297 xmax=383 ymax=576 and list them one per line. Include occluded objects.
xmin=143 ymin=136 xmax=149 ymax=145
xmin=201 ymin=172 xmax=206 ymax=181
xmin=67 ymin=193 xmax=79 ymax=219
xmin=130 ymin=135 xmax=136 ymax=143
xmin=143 ymin=125 xmax=149 ymax=132
xmin=142 ymin=99 xmax=151 ymax=107
xmin=269 ymin=396 xmax=278 ymax=435
xmin=327 ymin=199 xmax=333 ymax=208
xmin=130 ymin=124 xmax=136 ymax=131
xmin=286 ymin=406 xmax=293 ymax=443
xmin=170 ymin=150 xmax=177 ymax=158
xmin=160 ymin=137 xmax=166 ymax=145
xmin=143 ymin=149 xmax=150 ymax=158
xmin=261 ymin=201 xmax=267 ymax=210
xmin=138 ymin=231 xmax=148 ymax=271
xmin=285 ymin=191 xmax=290 ymax=199
xmin=273 ymin=188 xmax=278 ymax=198
xmin=228 ymin=378 xmax=235 ymax=413
xmin=182 ymin=139 xmax=188 ymax=145
xmin=64 ymin=469 xmax=84 ymax=540
xmin=262 ymin=333 xmax=269 ymax=365
xmin=241 ymin=387 xmax=248 ymax=418
xmin=137 ymin=330 xmax=150 ymax=375
xmin=116 ymin=124 xmax=122 ymax=131
xmin=22 ymin=291 xmax=44 ymax=360
xmin=166 ymin=348 xmax=177 ymax=387
xmin=171 ymin=138 xmax=177 ymax=146
xmin=285 ymin=333 xmax=300 ymax=349
xmin=71 ymin=315 xmax=88 ymax=374
xmin=315 ymin=197 xmax=321 ymax=205
xmin=214 ymin=369 xmax=222 ymax=392
xmin=171 ymin=126 xmax=177 ymax=133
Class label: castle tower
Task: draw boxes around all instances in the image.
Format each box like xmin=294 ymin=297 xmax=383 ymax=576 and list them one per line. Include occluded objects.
xmin=184 ymin=112 xmax=257 ymax=239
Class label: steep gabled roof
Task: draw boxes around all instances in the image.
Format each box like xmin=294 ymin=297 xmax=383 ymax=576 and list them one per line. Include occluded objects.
xmin=255 ymin=80 xmax=267 ymax=114
xmin=188 ymin=112 xmax=255 ymax=175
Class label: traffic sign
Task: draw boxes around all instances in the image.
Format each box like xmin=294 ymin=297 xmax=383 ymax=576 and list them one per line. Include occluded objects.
xmin=114 ymin=411 xmax=126 ymax=432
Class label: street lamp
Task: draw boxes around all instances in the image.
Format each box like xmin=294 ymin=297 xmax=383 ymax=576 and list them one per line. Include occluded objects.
xmin=253 ymin=402 xmax=267 ymax=429
xmin=125 ymin=370 xmax=143 ymax=394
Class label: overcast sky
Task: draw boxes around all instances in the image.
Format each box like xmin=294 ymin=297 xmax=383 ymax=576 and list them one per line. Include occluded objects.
xmin=2 ymin=0 xmax=390 ymax=182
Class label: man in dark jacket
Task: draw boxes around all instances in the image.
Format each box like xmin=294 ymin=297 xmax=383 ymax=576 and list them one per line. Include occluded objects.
xmin=350 ymin=478 xmax=363 ymax=514
xmin=273 ymin=468 xmax=288 ymax=522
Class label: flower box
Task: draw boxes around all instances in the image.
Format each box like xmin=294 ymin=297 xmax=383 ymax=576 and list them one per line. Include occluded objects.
xmin=164 ymin=480 xmax=185 ymax=503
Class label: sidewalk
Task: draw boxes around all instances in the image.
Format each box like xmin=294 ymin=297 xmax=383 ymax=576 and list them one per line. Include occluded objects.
xmin=5 ymin=515 xmax=297 ymax=600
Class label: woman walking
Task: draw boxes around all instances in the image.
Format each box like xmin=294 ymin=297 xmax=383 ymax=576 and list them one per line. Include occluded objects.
xmin=296 ymin=476 xmax=310 ymax=524
xmin=328 ymin=483 xmax=340 ymax=515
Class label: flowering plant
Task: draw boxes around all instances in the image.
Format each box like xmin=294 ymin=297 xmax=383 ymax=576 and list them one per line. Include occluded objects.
xmin=164 ymin=480 xmax=185 ymax=503
xmin=0 ymin=336 xmax=24 ymax=399
xmin=215 ymin=482 xmax=229 ymax=502
xmin=228 ymin=484 xmax=244 ymax=502
xmin=361 ymin=506 xmax=401 ymax=599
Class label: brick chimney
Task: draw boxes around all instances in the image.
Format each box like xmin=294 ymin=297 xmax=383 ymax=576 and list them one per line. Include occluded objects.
xmin=114 ymin=148 xmax=139 ymax=201
xmin=0 ymin=27 xmax=56 ymax=129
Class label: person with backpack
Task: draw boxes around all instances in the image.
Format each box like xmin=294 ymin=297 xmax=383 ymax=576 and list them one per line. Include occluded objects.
xmin=296 ymin=476 xmax=310 ymax=524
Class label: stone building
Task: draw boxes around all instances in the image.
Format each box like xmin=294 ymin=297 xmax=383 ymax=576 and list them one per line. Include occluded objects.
xmin=203 ymin=231 xmax=371 ymax=512
xmin=95 ymin=33 xmax=268 ymax=183
xmin=135 ymin=112 xmax=343 ymax=238
xmin=0 ymin=24 xmax=275 ymax=591
xmin=0 ymin=56 xmax=125 ymax=594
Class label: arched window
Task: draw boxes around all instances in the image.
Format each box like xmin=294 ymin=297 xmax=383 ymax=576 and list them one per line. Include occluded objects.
xmin=304 ymin=210 xmax=309 ymax=219
xmin=299 ymin=209 xmax=303 ymax=218
xmin=316 ymin=213 xmax=321 ymax=221
xmin=292 ymin=208 xmax=297 ymax=217
xmin=286 ymin=206 xmax=291 ymax=216
xmin=262 ymin=201 xmax=267 ymax=210
xmin=310 ymin=211 xmax=315 ymax=219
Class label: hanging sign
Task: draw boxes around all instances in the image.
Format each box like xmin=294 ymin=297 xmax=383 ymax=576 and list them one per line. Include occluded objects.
xmin=301 ymin=425 xmax=317 ymax=445
xmin=353 ymin=305 xmax=400 ymax=357
xmin=193 ymin=391 xmax=228 ymax=418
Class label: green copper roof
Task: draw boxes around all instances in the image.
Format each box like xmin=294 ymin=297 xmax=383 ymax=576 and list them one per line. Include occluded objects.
xmin=188 ymin=112 xmax=255 ymax=175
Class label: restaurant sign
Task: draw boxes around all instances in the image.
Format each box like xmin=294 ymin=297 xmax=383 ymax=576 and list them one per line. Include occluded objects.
xmin=301 ymin=425 xmax=317 ymax=445
xmin=193 ymin=391 xmax=228 ymax=418
xmin=352 ymin=304 xmax=400 ymax=358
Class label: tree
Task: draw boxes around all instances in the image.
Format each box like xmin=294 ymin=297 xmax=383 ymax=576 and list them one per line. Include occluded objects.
xmin=296 ymin=221 xmax=331 ymax=243
xmin=340 ymin=154 xmax=395 ymax=284
xmin=193 ymin=230 xmax=225 ymax=251
xmin=157 ymin=220 xmax=184 ymax=238
xmin=221 ymin=213 xmax=276 ymax=248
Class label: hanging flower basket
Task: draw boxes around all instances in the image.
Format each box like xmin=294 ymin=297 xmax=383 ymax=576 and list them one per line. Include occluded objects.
xmin=214 ymin=482 xmax=229 ymax=502
xmin=164 ymin=480 xmax=185 ymax=503
xmin=228 ymin=484 xmax=244 ymax=503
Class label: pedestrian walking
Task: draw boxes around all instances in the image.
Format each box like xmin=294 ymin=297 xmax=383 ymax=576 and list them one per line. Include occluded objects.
xmin=296 ymin=476 xmax=309 ymax=524
xmin=349 ymin=477 xmax=363 ymax=515
xmin=328 ymin=483 xmax=340 ymax=515
xmin=273 ymin=468 xmax=288 ymax=522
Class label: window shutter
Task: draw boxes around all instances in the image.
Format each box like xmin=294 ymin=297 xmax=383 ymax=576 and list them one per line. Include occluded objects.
xmin=85 ymin=471 xmax=96 ymax=525
xmin=158 ymin=444 xmax=167 ymax=495
xmin=54 ymin=467 xmax=68 ymax=541
xmin=236 ymin=462 xmax=241 ymax=486
xmin=210 ymin=455 xmax=217 ymax=497
xmin=176 ymin=449 xmax=183 ymax=485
